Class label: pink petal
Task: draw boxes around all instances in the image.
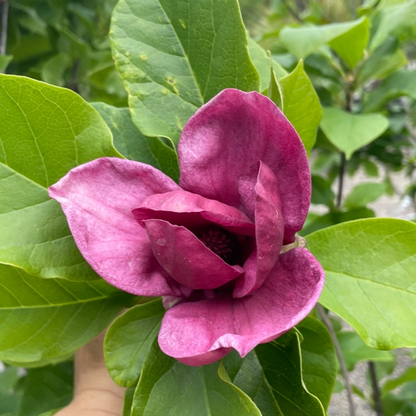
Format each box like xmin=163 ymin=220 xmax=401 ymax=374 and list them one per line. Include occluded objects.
xmin=178 ymin=88 xmax=311 ymax=243
xmin=234 ymin=162 xmax=284 ymax=298
xmin=158 ymin=248 xmax=325 ymax=366
xmin=48 ymin=157 xmax=183 ymax=296
xmin=133 ymin=190 xmax=254 ymax=236
xmin=143 ymin=219 xmax=244 ymax=290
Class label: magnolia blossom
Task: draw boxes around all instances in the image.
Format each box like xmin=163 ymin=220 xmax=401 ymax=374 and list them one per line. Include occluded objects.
xmin=49 ymin=89 xmax=325 ymax=366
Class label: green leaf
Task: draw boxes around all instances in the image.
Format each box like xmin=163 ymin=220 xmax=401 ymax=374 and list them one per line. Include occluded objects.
xmin=92 ymin=102 xmax=180 ymax=181
xmin=301 ymin=207 xmax=376 ymax=236
xmin=91 ymin=103 xmax=157 ymax=165
xmin=320 ymin=107 xmax=389 ymax=159
xmin=328 ymin=18 xmax=370 ymax=69
xmin=104 ymin=299 xmax=165 ymax=387
xmin=357 ymin=37 xmax=407 ymax=85
xmin=111 ymin=0 xmax=260 ymax=144
xmin=0 ymin=55 xmax=13 ymax=73
xmin=0 ymin=366 xmax=19 ymax=395
xmin=296 ymin=316 xmax=337 ymax=410
xmin=130 ymin=340 xmax=261 ymax=416
xmin=279 ymin=60 xmax=322 ymax=155
xmin=268 ymin=68 xmax=283 ymax=110
xmin=17 ymin=362 xmax=73 ymax=416
xmin=248 ymin=37 xmax=271 ymax=93
xmin=224 ymin=330 xmax=326 ymax=416
xmin=41 ymin=53 xmax=71 ymax=87
xmin=337 ymin=331 xmax=394 ymax=371
xmin=344 ymin=182 xmax=385 ymax=208
xmin=247 ymin=38 xmax=287 ymax=93
xmin=363 ymin=159 xmax=379 ymax=177
xmin=279 ymin=17 xmax=369 ymax=68
xmin=0 ymin=263 xmax=131 ymax=364
xmin=311 ymin=175 xmax=335 ymax=207
xmin=307 ymin=218 xmax=416 ymax=350
xmin=0 ymin=74 xmax=120 ymax=281
xmin=382 ymin=367 xmax=416 ymax=394
xmin=123 ymin=387 xmax=135 ymax=416
xmin=364 ymin=69 xmax=416 ymax=113
xmin=370 ymin=0 xmax=416 ymax=50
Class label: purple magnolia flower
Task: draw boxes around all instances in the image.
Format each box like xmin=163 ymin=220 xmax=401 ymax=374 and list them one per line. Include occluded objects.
xmin=49 ymin=89 xmax=324 ymax=366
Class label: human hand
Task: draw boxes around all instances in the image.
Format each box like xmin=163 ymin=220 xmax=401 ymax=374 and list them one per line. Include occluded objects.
xmin=55 ymin=330 xmax=125 ymax=416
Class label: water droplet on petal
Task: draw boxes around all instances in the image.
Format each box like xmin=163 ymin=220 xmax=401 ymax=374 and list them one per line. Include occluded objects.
xmin=156 ymin=238 xmax=166 ymax=246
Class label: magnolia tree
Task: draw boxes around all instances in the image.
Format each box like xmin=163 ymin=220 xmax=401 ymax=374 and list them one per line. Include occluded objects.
xmin=0 ymin=0 xmax=415 ymax=415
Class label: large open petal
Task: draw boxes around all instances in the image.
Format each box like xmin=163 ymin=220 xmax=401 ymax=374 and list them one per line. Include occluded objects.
xmin=143 ymin=219 xmax=244 ymax=290
xmin=158 ymin=248 xmax=325 ymax=366
xmin=133 ymin=190 xmax=254 ymax=236
xmin=178 ymin=88 xmax=311 ymax=242
xmin=234 ymin=162 xmax=284 ymax=298
xmin=49 ymin=157 xmax=182 ymax=296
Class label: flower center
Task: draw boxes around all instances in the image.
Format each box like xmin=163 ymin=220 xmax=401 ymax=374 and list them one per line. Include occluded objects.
xmin=197 ymin=227 xmax=240 ymax=265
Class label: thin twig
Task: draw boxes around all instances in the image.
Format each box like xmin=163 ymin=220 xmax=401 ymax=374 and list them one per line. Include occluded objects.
xmin=69 ymin=59 xmax=80 ymax=93
xmin=335 ymin=88 xmax=354 ymax=208
xmin=0 ymin=0 xmax=9 ymax=57
xmin=336 ymin=152 xmax=346 ymax=208
xmin=317 ymin=304 xmax=356 ymax=416
xmin=281 ymin=0 xmax=303 ymax=22
xmin=368 ymin=361 xmax=384 ymax=416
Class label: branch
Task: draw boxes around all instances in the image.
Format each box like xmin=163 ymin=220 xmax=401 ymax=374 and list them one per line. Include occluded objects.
xmin=317 ymin=304 xmax=356 ymax=416
xmin=368 ymin=361 xmax=384 ymax=416
xmin=336 ymin=152 xmax=346 ymax=208
xmin=1 ymin=0 xmax=9 ymax=58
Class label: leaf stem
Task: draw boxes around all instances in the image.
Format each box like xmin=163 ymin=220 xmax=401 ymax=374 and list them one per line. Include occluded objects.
xmin=368 ymin=361 xmax=384 ymax=416
xmin=316 ymin=304 xmax=356 ymax=416
xmin=0 ymin=0 xmax=9 ymax=58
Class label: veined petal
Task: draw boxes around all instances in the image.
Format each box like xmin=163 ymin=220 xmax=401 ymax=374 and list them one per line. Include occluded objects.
xmin=143 ymin=219 xmax=244 ymax=290
xmin=178 ymin=88 xmax=311 ymax=242
xmin=234 ymin=162 xmax=284 ymax=298
xmin=158 ymin=248 xmax=325 ymax=366
xmin=49 ymin=157 xmax=182 ymax=296
xmin=133 ymin=190 xmax=254 ymax=236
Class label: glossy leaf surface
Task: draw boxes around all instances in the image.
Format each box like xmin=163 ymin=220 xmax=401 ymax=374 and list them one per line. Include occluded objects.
xmin=0 ymin=74 xmax=120 ymax=281
xmin=0 ymin=263 xmax=131 ymax=364
xmin=111 ymin=0 xmax=260 ymax=143
xmin=308 ymin=219 xmax=416 ymax=350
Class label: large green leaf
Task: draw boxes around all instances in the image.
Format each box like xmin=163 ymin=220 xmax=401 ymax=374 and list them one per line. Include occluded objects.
xmin=104 ymin=299 xmax=165 ymax=387
xmin=307 ymin=218 xmax=416 ymax=350
xmin=279 ymin=60 xmax=322 ymax=155
xmin=337 ymin=331 xmax=394 ymax=371
xmin=0 ymin=74 xmax=120 ymax=281
xmin=279 ymin=17 xmax=369 ymax=68
xmin=224 ymin=330 xmax=326 ymax=416
xmin=343 ymin=182 xmax=385 ymax=208
xmin=129 ymin=341 xmax=261 ymax=416
xmin=296 ymin=317 xmax=337 ymax=410
xmin=0 ymin=263 xmax=131 ymax=364
xmin=91 ymin=103 xmax=180 ymax=181
xmin=111 ymin=0 xmax=260 ymax=144
xmin=357 ymin=37 xmax=407 ymax=85
xmin=320 ymin=107 xmax=389 ymax=159
xmin=17 ymin=362 xmax=73 ymax=416
xmin=370 ymin=0 xmax=416 ymax=50
xmin=364 ymin=69 xmax=416 ymax=112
